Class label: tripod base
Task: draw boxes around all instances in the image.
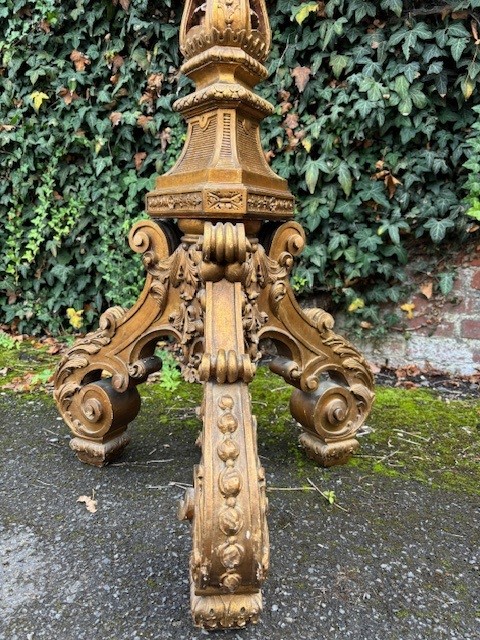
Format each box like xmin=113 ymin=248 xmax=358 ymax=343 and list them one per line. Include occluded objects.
xmin=54 ymin=218 xmax=374 ymax=629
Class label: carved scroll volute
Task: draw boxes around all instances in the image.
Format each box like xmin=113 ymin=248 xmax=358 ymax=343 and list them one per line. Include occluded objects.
xmin=180 ymin=0 xmax=271 ymax=62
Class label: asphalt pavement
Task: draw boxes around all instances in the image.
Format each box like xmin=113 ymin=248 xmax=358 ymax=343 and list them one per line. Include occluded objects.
xmin=0 ymin=392 xmax=478 ymax=640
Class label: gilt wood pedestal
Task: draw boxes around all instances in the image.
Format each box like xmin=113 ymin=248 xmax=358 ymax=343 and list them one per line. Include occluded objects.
xmin=54 ymin=0 xmax=375 ymax=630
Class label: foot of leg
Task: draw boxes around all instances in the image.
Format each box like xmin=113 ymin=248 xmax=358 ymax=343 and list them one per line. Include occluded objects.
xmin=191 ymin=584 xmax=262 ymax=630
xmin=298 ymin=432 xmax=359 ymax=467
xmin=69 ymin=431 xmax=131 ymax=467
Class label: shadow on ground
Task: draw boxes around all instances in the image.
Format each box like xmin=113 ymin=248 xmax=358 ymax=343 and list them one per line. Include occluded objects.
xmin=0 ymin=387 xmax=478 ymax=640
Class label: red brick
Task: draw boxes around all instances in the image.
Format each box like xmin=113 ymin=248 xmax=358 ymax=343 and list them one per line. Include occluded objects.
xmin=461 ymin=319 xmax=480 ymax=340
xmin=472 ymin=270 xmax=480 ymax=290
xmin=432 ymin=322 xmax=456 ymax=338
xmin=407 ymin=315 xmax=429 ymax=330
xmin=410 ymin=295 xmax=430 ymax=314
xmin=447 ymin=296 xmax=468 ymax=313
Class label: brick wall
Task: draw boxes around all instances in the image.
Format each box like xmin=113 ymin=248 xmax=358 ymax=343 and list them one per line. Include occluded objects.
xmin=359 ymin=253 xmax=480 ymax=376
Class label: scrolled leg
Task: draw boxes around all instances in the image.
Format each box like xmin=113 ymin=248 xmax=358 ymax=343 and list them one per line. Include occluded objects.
xmin=54 ymin=220 xmax=183 ymax=465
xmin=256 ymin=222 xmax=375 ymax=467
xmin=177 ymin=222 xmax=269 ymax=630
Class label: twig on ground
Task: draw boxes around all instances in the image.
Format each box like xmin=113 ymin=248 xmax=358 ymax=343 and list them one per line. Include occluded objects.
xmin=268 ymin=486 xmax=314 ymax=492
xmin=392 ymin=428 xmax=430 ymax=442
xmin=43 ymin=427 xmax=60 ymax=437
xmin=47 ymin=442 xmax=63 ymax=449
xmin=379 ymin=450 xmax=400 ymax=464
xmin=34 ymin=479 xmax=58 ymax=488
xmin=111 ymin=459 xmax=174 ymax=467
xmin=146 ymin=481 xmax=192 ymax=490
xmin=307 ymin=478 xmax=349 ymax=513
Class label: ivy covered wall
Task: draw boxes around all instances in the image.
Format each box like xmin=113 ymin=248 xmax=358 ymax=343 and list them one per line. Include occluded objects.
xmin=0 ymin=0 xmax=479 ymax=335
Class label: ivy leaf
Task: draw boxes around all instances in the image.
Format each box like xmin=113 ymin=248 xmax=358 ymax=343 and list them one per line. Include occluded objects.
xmin=338 ymin=162 xmax=353 ymax=197
xmin=398 ymin=96 xmax=413 ymax=116
xmin=427 ymin=61 xmax=443 ymax=74
xmin=438 ymin=272 xmax=455 ymax=296
xmin=356 ymin=99 xmax=374 ymax=118
xmin=394 ymin=75 xmax=410 ymax=100
xmin=294 ymin=2 xmax=318 ymax=25
xmin=409 ymin=84 xmax=428 ymax=109
xmin=66 ymin=308 xmax=84 ymax=329
xmin=400 ymin=303 xmax=415 ymax=319
xmin=424 ymin=218 xmax=455 ymax=243
xmin=461 ymin=76 xmax=476 ymax=100
xmin=302 ymin=138 xmax=312 ymax=153
xmin=449 ymin=37 xmax=469 ymax=63
xmin=30 ymin=91 xmax=49 ymax=112
xmin=305 ymin=160 xmax=320 ymax=194
xmin=435 ymin=72 xmax=448 ymax=97
xmin=381 ymin=0 xmax=402 ymax=17
xmin=348 ymin=298 xmax=365 ymax=313
xmin=330 ymin=54 xmax=348 ymax=78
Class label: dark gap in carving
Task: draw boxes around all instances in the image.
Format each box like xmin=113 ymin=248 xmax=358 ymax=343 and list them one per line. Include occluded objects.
xmin=190 ymin=1 xmax=207 ymax=28
xmin=249 ymin=0 xmax=260 ymax=29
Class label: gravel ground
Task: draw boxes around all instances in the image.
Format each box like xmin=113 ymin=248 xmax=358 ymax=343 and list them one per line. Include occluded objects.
xmin=0 ymin=393 xmax=479 ymax=640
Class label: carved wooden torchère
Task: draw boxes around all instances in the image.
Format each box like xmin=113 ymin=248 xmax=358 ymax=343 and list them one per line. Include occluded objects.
xmin=54 ymin=0 xmax=374 ymax=630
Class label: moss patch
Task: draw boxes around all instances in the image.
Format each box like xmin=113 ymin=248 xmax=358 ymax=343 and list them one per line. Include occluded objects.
xmin=350 ymin=387 xmax=480 ymax=495
xmin=0 ymin=338 xmax=58 ymax=389
xmin=1 ymin=342 xmax=478 ymax=494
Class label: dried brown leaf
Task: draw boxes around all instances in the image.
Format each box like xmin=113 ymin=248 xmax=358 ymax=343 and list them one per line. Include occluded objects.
xmin=147 ymin=73 xmax=164 ymax=93
xmin=112 ymin=54 xmax=124 ymax=73
xmin=385 ymin=173 xmax=402 ymax=199
xmin=472 ymin=20 xmax=480 ymax=45
xmin=360 ymin=321 xmax=374 ymax=330
xmin=420 ymin=281 xmax=433 ymax=300
xmin=38 ymin=20 xmax=51 ymax=33
xmin=109 ymin=111 xmax=122 ymax=127
xmin=291 ymin=66 xmax=312 ymax=93
xmin=136 ymin=115 xmax=152 ymax=130
xmin=284 ymin=113 xmax=299 ymax=130
xmin=159 ymin=128 xmax=172 ymax=152
xmin=77 ymin=495 xmax=98 ymax=513
xmin=58 ymin=87 xmax=80 ymax=105
xmin=70 ymin=50 xmax=90 ymax=72
xmin=134 ymin=151 xmax=147 ymax=171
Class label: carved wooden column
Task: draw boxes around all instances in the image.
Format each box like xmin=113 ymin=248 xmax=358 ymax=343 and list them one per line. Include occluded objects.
xmin=54 ymin=0 xmax=374 ymax=629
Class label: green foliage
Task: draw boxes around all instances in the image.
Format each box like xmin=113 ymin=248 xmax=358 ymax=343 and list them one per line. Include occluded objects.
xmin=464 ymin=105 xmax=480 ymax=221
xmin=0 ymin=0 xmax=479 ymax=335
xmin=263 ymin=0 xmax=480 ymax=332
xmin=0 ymin=330 xmax=18 ymax=350
xmin=0 ymin=0 xmax=185 ymax=334
xmin=156 ymin=348 xmax=182 ymax=392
